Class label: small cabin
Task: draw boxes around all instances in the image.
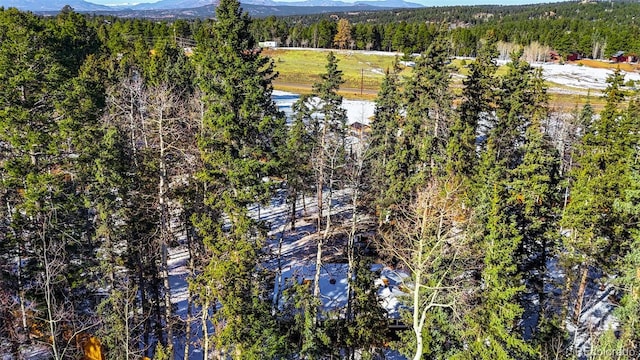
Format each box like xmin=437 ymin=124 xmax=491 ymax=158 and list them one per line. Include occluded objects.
xmin=611 ymin=51 xmax=627 ymax=63
xmin=349 ymin=121 xmax=371 ymax=137
xmin=567 ymin=52 xmax=583 ymax=62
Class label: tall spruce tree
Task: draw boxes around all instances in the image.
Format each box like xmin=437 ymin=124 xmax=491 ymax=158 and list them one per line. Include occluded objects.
xmin=462 ymin=182 xmax=536 ymax=360
xmin=446 ymin=35 xmax=498 ymax=179
xmin=492 ymin=49 xmax=533 ymax=169
xmin=509 ymin=68 xmax=561 ymax=341
xmin=193 ymin=0 xmax=287 ymax=356
xmin=369 ymin=61 xmax=403 ymax=213
xmin=589 ymin=98 xmax=640 ymax=358
xmin=462 ymin=52 xmax=547 ymax=360
xmin=561 ymin=69 xmax=634 ymax=325
xmin=402 ymin=28 xmax=453 ymax=180
xmin=472 ymin=49 xmax=541 ymax=224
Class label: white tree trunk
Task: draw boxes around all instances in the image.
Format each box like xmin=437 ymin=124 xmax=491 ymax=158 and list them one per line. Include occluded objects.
xmin=157 ymin=98 xmax=174 ymax=360
xmin=41 ymin=230 xmax=60 ymax=360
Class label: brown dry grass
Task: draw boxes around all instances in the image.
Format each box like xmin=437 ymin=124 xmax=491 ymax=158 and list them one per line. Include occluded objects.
xmin=575 ymin=59 xmax=640 ymax=72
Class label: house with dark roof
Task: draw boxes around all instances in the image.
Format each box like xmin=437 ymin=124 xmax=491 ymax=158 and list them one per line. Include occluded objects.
xmin=611 ymin=51 xmax=627 ymax=63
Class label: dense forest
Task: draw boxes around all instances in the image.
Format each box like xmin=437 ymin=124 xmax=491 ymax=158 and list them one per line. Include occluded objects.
xmin=252 ymin=1 xmax=640 ymax=58
xmin=1 ymin=1 xmax=640 ymax=360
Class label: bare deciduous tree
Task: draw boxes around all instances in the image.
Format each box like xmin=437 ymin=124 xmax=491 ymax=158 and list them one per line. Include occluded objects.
xmin=378 ymin=179 xmax=470 ymax=360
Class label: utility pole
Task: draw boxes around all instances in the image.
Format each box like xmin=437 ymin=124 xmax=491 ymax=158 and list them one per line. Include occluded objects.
xmin=360 ymin=68 xmax=364 ymax=95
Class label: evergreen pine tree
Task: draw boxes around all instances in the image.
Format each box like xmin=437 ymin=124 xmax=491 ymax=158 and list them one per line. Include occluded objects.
xmin=402 ymin=28 xmax=453 ymax=181
xmin=369 ymin=61 xmax=403 ymax=213
xmin=492 ymin=49 xmax=533 ymax=169
xmin=591 ymin=98 xmax=640 ymax=358
xmin=345 ymin=255 xmax=389 ymax=359
xmin=561 ymin=69 xmax=634 ymax=324
xmin=193 ymin=0 xmax=287 ymax=356
xmin=462 ymin=182 xmax=536 ymax=360
xmin=447 ymin=34 xmax=498 ymax=179
xmin=462 ymin=53 xmax=547 ymax=360
xmin=509 ymin=68 xmax=561 ymax=340
xmin=0 ymin=9 xmax=104 ymax=357
xmin=610 ymin=176 xmax=640 ymax=354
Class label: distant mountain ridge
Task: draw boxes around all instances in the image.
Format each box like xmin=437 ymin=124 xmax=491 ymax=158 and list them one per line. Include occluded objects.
xmin=0 ymin=0 xmax=111 ymax=11
xmin=253 ymin=0 xmax=422 ymax=7
xmin=41 ymin=3 xmax=407 ymax=18
xmin=127 ymin=0 xmax=216 ymax=10
xmin=126 ymin=0 xmax=421 ymax=9
xmin=0 ymin=0 xmax=422 ymax=12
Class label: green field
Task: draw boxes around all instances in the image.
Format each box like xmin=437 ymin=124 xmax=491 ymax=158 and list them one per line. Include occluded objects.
xmin=264 ymin=48 xmax=407 ymax=98
xmin=263 ymin=48 xmax=600 ymax=110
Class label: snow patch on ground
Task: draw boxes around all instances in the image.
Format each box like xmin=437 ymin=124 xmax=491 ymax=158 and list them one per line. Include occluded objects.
xmin=273 ymin=90 xmax=375 ymax=125
xmin=545 ymin=257 xmax=619 ymax=358
xmin=374 ymin=266 xmax=410 ymax=319
xmin=495 ymin=58 xmax=639 ymax=94
xmin=532 ymin=62 xmax=640 ymax=90
xmin=272 ymin=262 xmax=409 ymax=320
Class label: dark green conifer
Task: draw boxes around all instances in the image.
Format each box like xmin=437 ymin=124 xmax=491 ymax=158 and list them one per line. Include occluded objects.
xmin=402 ymin=28 xmax=453 ymax=181
xmin=447 ymin=34 xmax=498 ymax=179
xmin=561 ymin=69 xmax=634 ymax=322
xmin=193 ymin=0 xmax=287 ymax=356
xmin=369 ymin=60 xmax=402 ymax=214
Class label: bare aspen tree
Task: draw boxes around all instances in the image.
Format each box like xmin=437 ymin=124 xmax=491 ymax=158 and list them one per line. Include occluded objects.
xmin=146 ymin=85 xmax=180 ymax=359
xmin=345 ymin=138 xmax=370 ymax=322
xmin=296 ymin=52 xmax=347 ymax=302
xmin=40 ymin=225 xmax=63 ymax=360
xmin=378 ymin=179 xmax=470 ymax=360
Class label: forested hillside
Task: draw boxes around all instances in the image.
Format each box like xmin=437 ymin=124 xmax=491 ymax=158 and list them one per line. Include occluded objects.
xmin=1 ymin=2 xmax=640 ymax=360
xmin=252 ymin=1 xmax=640 ymax=58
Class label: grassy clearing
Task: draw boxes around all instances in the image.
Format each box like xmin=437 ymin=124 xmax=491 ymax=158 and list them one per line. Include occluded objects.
xmin=548 ymin=92 xmax=606 ymax=112
xmin=264 ymin=48 xmax=613 ymax=110
xmin=264 ymin=48 xmax=407 ymax=93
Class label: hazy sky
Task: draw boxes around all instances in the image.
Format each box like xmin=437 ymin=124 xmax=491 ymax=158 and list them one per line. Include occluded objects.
xmin=88 ymin=0 xmax=569 ymax=6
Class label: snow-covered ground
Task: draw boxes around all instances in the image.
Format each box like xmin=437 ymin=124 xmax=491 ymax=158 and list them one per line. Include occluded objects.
xmin=167 ymin=246 xmax=206 ymax=360
xmin=532 ymin=62 xmax=640 ymax=91
xmin=168 ymin=183 xmax=409 ymax=359
xmin=544 ymin=258 xmax=619 ymax=359
xmin=274 ymin=90 xmax=376 ymax=125
xmin=495 ymin=58 xmax=639 ymax=95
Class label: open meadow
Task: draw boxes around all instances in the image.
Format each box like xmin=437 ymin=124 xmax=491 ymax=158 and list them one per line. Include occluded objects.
xmin=264 ymin=48 xmax=640 ymax=111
